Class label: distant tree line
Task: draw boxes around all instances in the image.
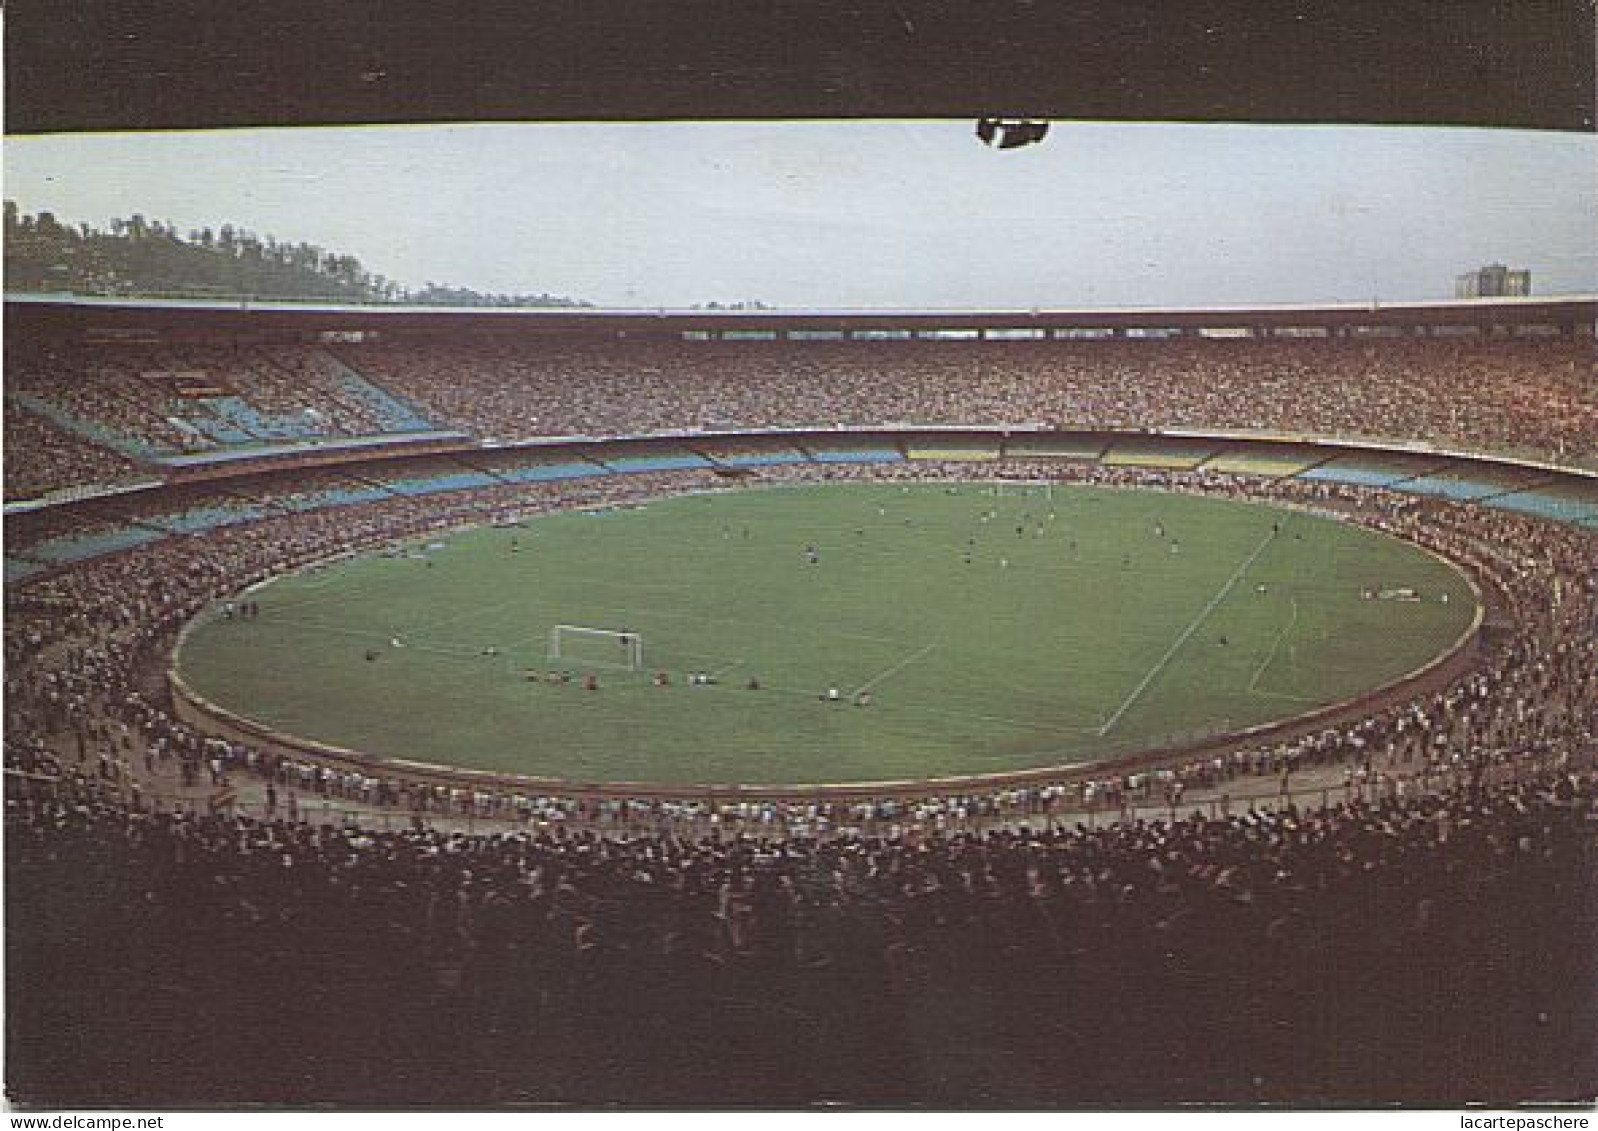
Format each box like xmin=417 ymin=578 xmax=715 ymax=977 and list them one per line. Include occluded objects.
xmin=2 ymin=202 xmax=590 ymax=307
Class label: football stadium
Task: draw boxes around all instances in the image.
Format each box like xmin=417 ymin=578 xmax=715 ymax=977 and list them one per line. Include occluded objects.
xmin=5 ymin=2 xmax=1597 ymax=1112
xmin=7 ymin=296 xmax=1596 ymax=1107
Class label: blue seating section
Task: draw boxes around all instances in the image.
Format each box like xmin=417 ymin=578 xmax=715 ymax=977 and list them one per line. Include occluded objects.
xmin=1398 ymin=474 xmax=1519 ymax=502
xmin=598 ymin=455 xmax=713 ymax=473
xmin=274 ymin=485 xmax=398 ymax=511
xmin=187 ymin=398 xmax=260 ymax=444
xmin=711 ymin=449 xmax=809 ymax=468
xmin=5 ymin=557 xmax=46 ymax=583
xmin=334 ymin=372 xmax=436 ymax=432
xmin=383 ymin=471 xmax=500 ymax=497
xmin=321 ymin=485 xmax=399 ymax=507
xmin=266 ymin=491 xmax=343 ymax=513
xmin=807 ymin=448 xmax=904 ymax=464
xmin=24 ymin=526 xmax=166 ymax=566
xmin=1298 ymin=465 xmax=1420 ymax=488
xmin=1482 ymin=492 xmax=1598 ymax=525
xmin=148 ymin=503 xmax=274 ymax=535
xmin=492 ymin=463 xmax=607 ymax=483
xmin=204 ymin=397 xmax=324 ymax=442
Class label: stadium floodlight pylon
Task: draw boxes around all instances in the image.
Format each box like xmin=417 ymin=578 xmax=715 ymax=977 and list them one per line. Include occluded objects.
xmin=547 ymin=625 xmax=644 ymax=670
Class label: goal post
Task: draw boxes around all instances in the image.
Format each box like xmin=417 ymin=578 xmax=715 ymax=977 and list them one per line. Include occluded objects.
xmin=546 ymin=625 xmax=644 ymax=670
xmin=993 ymin=479 xmax=1053 ymax=500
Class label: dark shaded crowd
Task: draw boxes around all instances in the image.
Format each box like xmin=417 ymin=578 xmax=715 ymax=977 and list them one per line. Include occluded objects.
xmin=7 ymin=757 xmax=1594 ymax=1106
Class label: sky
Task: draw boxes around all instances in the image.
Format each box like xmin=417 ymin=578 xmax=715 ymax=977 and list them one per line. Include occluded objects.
xmin=5 ymin=121 xmax=1595 ymax=309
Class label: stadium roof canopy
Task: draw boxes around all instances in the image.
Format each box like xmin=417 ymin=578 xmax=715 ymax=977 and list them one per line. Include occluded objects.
xmin=6 ymin=0 xmax=1593 ymax=135
xmin=7 ymin=293 xmax=1595 ymax=338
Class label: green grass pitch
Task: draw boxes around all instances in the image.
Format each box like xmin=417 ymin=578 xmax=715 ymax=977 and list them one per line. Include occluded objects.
xmin=175 ymin=482 xmax=1480 ymax=786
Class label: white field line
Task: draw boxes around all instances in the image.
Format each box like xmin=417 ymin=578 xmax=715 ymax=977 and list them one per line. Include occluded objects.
xmin=1097 ymin=525 xmax=1283 ymax=737
xmin=851 ymin=643 xmax=939 ymax=697
xmin=1247 ymin=595 xmax=1300 ymax=694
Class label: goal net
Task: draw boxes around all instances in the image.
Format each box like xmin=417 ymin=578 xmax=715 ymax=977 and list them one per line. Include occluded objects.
xmin=993 ymin=480 xmax=1053 ymax=499
xmin=546 ymin=625 xmax=644 ymax=670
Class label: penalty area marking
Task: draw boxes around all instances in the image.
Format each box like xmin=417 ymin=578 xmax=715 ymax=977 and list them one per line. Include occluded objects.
xmin=1097 ymin=523 xmax=1285 ymax=737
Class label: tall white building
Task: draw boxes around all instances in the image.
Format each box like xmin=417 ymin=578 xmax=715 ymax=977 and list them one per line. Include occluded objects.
xmin=1456 ymin=264 xmax=1532 ymax=298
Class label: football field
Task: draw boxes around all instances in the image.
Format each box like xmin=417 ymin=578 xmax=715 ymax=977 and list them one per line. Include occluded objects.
xmin=175 ymin=482 xmax=1480 ymax=785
